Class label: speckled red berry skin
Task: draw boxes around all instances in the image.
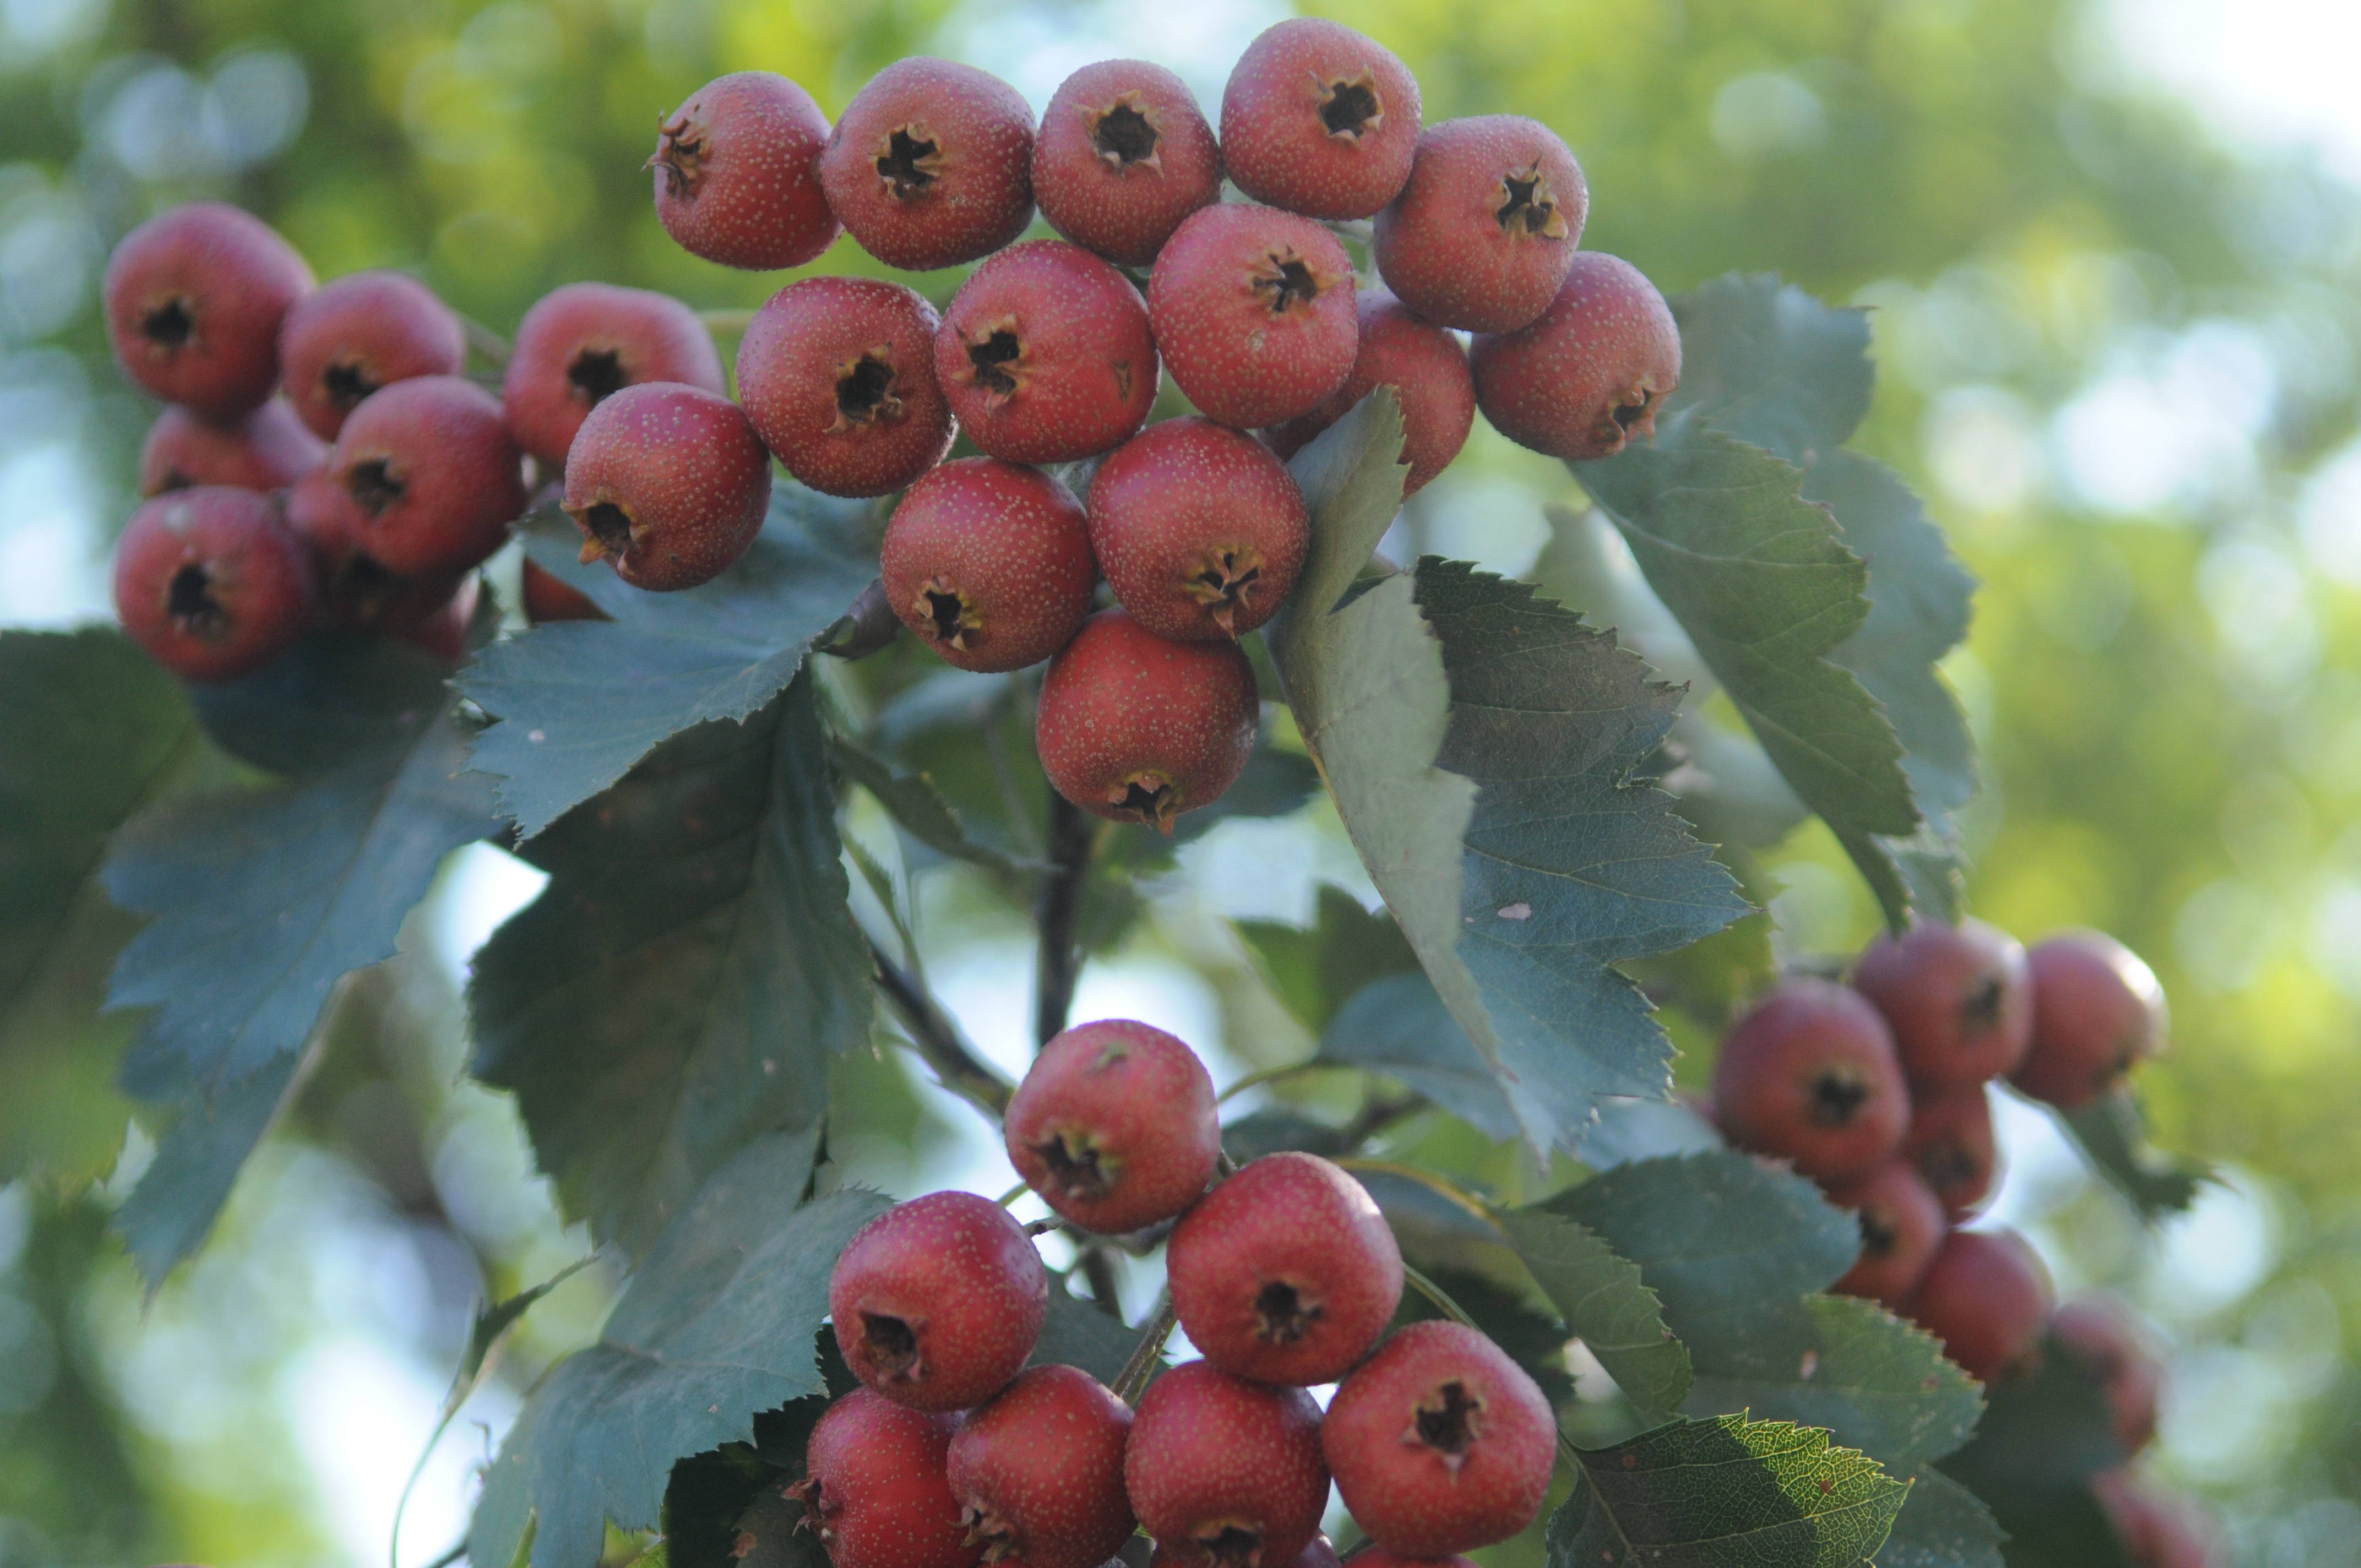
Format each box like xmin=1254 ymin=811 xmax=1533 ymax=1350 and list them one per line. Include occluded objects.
xmin=652 ymin=71 xmax=840 ymax=271
xmin=1149 ymin=204 xmax=1358 ymax=430
xmin=328 ymin=375 xmax=525 ymax=579
xmin=935 ymin=241 xmax=1159 ymax=464
xmin=947 ymin=1365 xmax=1135 ymax=1568
xmin=1900 ymin=1084 xmax=2001 ymax=1220
xmin=285 ymin=466 xmax=467 ymax=635
xmin=879 ymin=458 xmax=1092 ymax=672
xmin=2051 ymin=1295 xmax=2162 ymax=1456
xmin=521 ymin=558 xmax=608 ymax=623
xmin=1152 ymin=1536 xmax=1339 ymax=1568
xmin=1373 ymin=117 xmax=1586 ymax=334
xmin=276 ymin=270 xmax=467 ymax=439
xmin=138 ymin=401 xmax=325 ymax=497
xmin=1125 ymin=1360 xmax=1329 ymax=1568
xmin=1823 ymin=1159 xmax=1947 ymax=1308
xmin=1005 ymin=1017 xmax=1221 ymax=1235
xmin=737 ymin=275 xmax=955 ymax=498
xmin=113 ymin=486 xmax=315 ymax=682
xmin=1853 ymin=918 xmax=2034 ymax=1090
xmin=1712 ymin=977 xmax=1908 ymax=1184
xmin=1167 ymin=1151 xmax=1402 ymax=1386
xmin=1471 ymin=253 xmax=1682 ymax=461
xmin=1220 ymin=18 xmax=1422 ymax=221
xmin=829 ymin=1190 xmax=1048 ymax=1414
xmin=561 ymin=382 xmax=769 ymax=591
xmin=800 ymin=1390 xmax=980 ymax=1568
xmin=1035 ymin=609 xmax=1259 ymax=834
xmin=502 ymin=282 xmax=725 ymax=468
xmin=821 ymin=58 xmax=1036 ymax=273
xmin=1264 ymin=289 xmax=1474 ymax=498
xmin=104 ymin=202 xmax=315 ymax=420
xmin=1906 ymin=1227 xmax=2052 ymax=1385
xmin=2012 ymin=930 xmax=2167 ymax=1109
xmin=1035 ymin=59 xmax=1223 ymax=269
xmin=1087 ymin=418 xmax=1305 ymax=642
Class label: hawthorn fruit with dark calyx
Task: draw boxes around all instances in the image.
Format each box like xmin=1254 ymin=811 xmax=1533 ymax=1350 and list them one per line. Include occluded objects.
xmin=1374 ymin=116 xmax=1588 ymax=333
xmin=828 ymin=1190 xmax=1048 ymax=1413
xmin=276 ymin=270 xmax=467 ymax=440
xmin=1004 ymin=1017 xmax=1221 ymax=1235
xmin=2051 ymin=1295 xmax=2163 ymax=1456
xmin=137 ymin=400 xmax=325 ymax=497
xmin=1823 ymin=1159 xmax=1948 ymax=1308
xmin=1147 ymin=203 xmax=1359 ymax=431
xmin=1220 ymin=18 xmax=1422 ymax=221
xmin=1900 ymin=1083 xmax=2001 ymax=1219
xmin=1263 ymin=288 xmax=1476 ymax=498
xmin=1034 ymin=609 xmax=1260 ymax=834
xmin=1906 ymin=1227 xmax=2052 ymax=1385
xmin=2012 ymin=929 xmax=2168 ymax=1109
xmin=1124 ymin=1360 xmax=1329 ymax=1568
xmin=651 ymin=71 xmax=840 ymax=271
xmin=796 ymin=1389 xmax=980 ymax=1568
xmin=1033 ymin=59 xmax=1223 ymax=269
xmin=561 ymin=382 xmax=770 ymax=591
xmin=1470 ymin=252 xmax=1681 ymax=461
xmin=879 ymin=458 xmax=1094 ymax=672
xmin=1711 ymin=977 xmax=1909 ymax=1183
xmin=104 ymin=201 xmax=315 ymax=420
xmin=821 ymin=58 xmax=1037 ymax=273
xmin=736 ymin=275 xmax=956 ymax=498
xmin=1321 ymin=1320 xmax=1558 ymax=1558
xmin=934 ymin=240 xmax=1160 ymax=464
xmin=285 ymin=467 xmax=469 ymax=636
xmin=502 ymin=281 xmax=725 ymax=469
xmin=1853 ymin=917 xmax=2035 ymax=1089
xmin=327 ymin=375 xmax=526 ymax=580
xmin=946 ymin=1364 xmax=1136 ymax=1568
xmin=1087 ymin=417 xmax=1308 ymax=641
xmin=112 ymin=486 xmax=316 ymax=683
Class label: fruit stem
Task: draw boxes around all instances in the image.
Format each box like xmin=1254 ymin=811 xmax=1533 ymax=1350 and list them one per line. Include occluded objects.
xmin=1112 ymin=1289 xmax=1178 ymax=1404
xmin=996 ymin=1179 xmax=1030 ymax=1207
xmin=1399 ymin=1262 xmax=1482 ymax=1331
xmin=869 ymin=934 xmax=1014 ymax=1115
xmin=1078 ymin=1244 xmax=1125 ymax=1319
xmin=1215 ymin=1061 xmax=1321 ymax=1103
xmin=452 ymin=310 xmax=512 ymax=368
xmin=1032 ymin=790 xmax=1094 ymax=1048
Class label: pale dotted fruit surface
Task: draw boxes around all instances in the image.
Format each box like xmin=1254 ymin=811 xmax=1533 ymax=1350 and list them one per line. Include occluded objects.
xmin=821 ymin=57 xmax=1037 ymax=273
xmin=1033 ymin=58 xmax=1223 ymax=269
xmin=562 ymin=381 xmax=771 ymax=592
xmin=328 ymin=374 xmax=525 ymax=580
xmin=277 ymin=269 xmax=467 ymax=439
xmin=1373 ymin=115 xmax=1588 ymax=333
xmin=1711 ymin=976 xmax=1908 ymax=1183
xmin=828 ymin=1190 xmax=1048 ymax=1413
xmin=879 ymin=457 xmax=1094 ymax=672
xmin=104 ymin=200 xmax=315 ymax=419
xmin=737 ymin=275 xmax=955 ymax=498
xmin=1220 ymin=18 xmax=1422 ymax=221
xmin=934 ymin=239 xmax=1160 ymax=465
xmin=1087 ymin=417 xmax=1307 ymax=641
xmin=652 ymin=70 xmax=840 ymax=271
xmin=1003 ymin=1017 xmax=1221 ymax=1234
xmin=1470 ymin=252 xmax=1681 ymax=460
xmin=112 ymin=485 xmax=316 ymax=683
xmin=1264 ymin=288 xmax=1473 ymax=498
xmin=1147 ymin=203 xmax=1358 ymax=431
xmin=1033 ymin=609 xmax=1259 ymax=832
xmin=801 ymin=1390 xmax=979 ymax=1568
xmin=945 ymin=1364 xmax=1136 ymax=1568
xmin=502 ymin=281 xmax=725 ymax=468
xmin=138 ymin=400 xmax=325 ymax=497
xmin=1123 ymin=1360 xmax=1329 ymax=1568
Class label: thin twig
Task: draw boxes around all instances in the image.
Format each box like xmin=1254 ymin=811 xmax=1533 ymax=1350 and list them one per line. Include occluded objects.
xmin=697 ymin=307 xmax=758 ymax=335
xmin=1032 ymin=790 xmax=1093 ymax=1047
xmin=1078 ymin=1243 xmax=1124 ymax=1320
xmin=1336 ymin=1091 xmax=1424 ymax=1153
xmin=1216 ymin=1060 xmax=1324 ymax=1103
xmin=1400 ymin=1261 xmax=1482 ymax=1329
xmin=871 ymin=935 xmax=1012 ymax=1115
xmin=1112 ymin=1291 xmax=1179 ymax=1404
xmin=419 ymin=1542 xmax=467 ymax=1568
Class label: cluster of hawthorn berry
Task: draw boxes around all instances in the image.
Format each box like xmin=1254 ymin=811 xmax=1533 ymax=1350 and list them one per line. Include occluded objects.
xmin=1711 ymin=920 xmax=2212 ymax=1565
xmin=814 ymin=1017 xmax=1555 ymax=1568
xmin=100 ymin=18 xmax=1680 ymax=834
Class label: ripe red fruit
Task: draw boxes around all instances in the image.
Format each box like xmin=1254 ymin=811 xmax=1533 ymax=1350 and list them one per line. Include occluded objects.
xmin=285 ymin=467 xmax=467 ymax=636
xmin=561 ymin=382 xmax=770 ymax=592
xmin=1220 ymin=18 xmax=1422 ymax=221
xmin=1470 ymin=253 xmax=1681 ymax=461
xmin=138 ymin=401 xmax=325 ymax=497
xmin=821 ymin=58 xmax=1035 ymax=272
xmin=276 ymin=270 xmax=466 ymax=440
xmin=2012 ymin=930 xmax=2168 ymax=1109
xmin=829 ymin=1190 xmax=1048 ymax=1413
xmin=1264 ymin=289 xmax=1475 ymax=499
xmin=113 ymin=486 xmax=315 ymax=682
xmin=737 ymin=276 xmax=955 ymax=498
xmin=1340 ymin=1551 xmax=1467 ymax=1568
xmin=396 ymin=575 xmax=479 ymax=665
xmin=795 ymin=1389 xmax=979 ymax=1568
xmin=1906 ymin=1227 xmax=2052 ymax=1384
xmin=328 ymin=375 xmax=525 ymax=579
xmin=934 ymin=240 xmax=1159 ymax=464
xmin=651 ymin=71 xmax=839 ymax=271
xmin=1035 ymin=609 xmax=1259 ymax=834
xmin=1033 ymin=59 xmax=1223 ymax=269
xmin=1852 ymin=918 xmax=2034 ymax=1090
xmin=1087 ymin=418 xmax=1308 ymax=641
xmin=1321 ymin=1320 xmax=1557 ymax=1557
xmin=1124 ymin=1360 xmax=1328 ymax=1568
xmin=2050 ymin=1295 xmax=2162 ymax=1456
xmin=1900 ymin=1085 xmax=2001 ymax=1219
xmin=520 ymin=559 xmax=607 ymax=623
xmin=1005 ymin=1018 xmax=1221 ymax=1235
xmin=502 ymin=282 xmax=725 ymax=468
xmin=1374 ymin=116 xmax=1587 ymax=333
xmin=2091 ymin=1469 xmax=2219 ymax=1568
xmin=1166 ymin=1151 xmax=1402 ymax=1386
xmin=1823 ymin=1160 xmax=1947 ymax=1308
xmin=947 ymin=1365 xmax=1135 ymax=1568
xmin=1153 ymin=1538 xmax=1339 ymax=1568
xmin=104 ymin=202 xmax=314 ymax=419
xmin=879 ymin=458 xmax=1093 ymax=672
xmin=1711 ymin=977 xmax=1908 ymax=1183
xmin=1149 ymin=204 xmax=1358 ymax=430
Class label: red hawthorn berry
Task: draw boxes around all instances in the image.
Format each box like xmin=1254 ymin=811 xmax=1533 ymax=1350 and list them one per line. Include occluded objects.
xmin=285 ymin=466 xmax=469 ymax=636
xmin=1373 ymin=116 xmax=1587 ymax=334
xmin=1149 ymin=204 xmax=1358 ymax=431
xmin=1906 ymin=1227 xmax=2052 ymax=1385
xmin=502 ymin=282 xmax=725 ymax=468
xmin=276 ymin=270 xmax=467 ymax=440
xmin=821 ymin=58 xmax=1036 ymax=273
xmin=651 ymin=71 xmax=840 ymax=271
xmin=934 ymin=240 xmax=1160 ymax=465
xmin=2011 ymin=930 xmax=2168 ymax=1109
xmin=1263 ymin=288 xmax=1475 ymax=498
xmin=1033 ymin=59 xmax=1223 ymax=269
xmin=561 ymin=382 xmax=770 ymax=591
xmin=113 ymin=486 xmax=316 ymax=682
xmin=1166 ymin=1151 xmax=1402 ymax=1386
xmin=1004 ymin=1017 xmax=1221 ymax=1235
xmin=2050 ymin=1295 xmax=2162 ymax=1456
xmin=737 ymin=275 xmax=955 ymax=498
xmin=1470 ymin=252 xmax=1681 ymax=461
xmin=395 ymin=574 xmax=478 ymax=665
xmin=1220 ymin=18 xmax=1422 ymax=221
xmin=328 ymin=375 xmax=525 ymax=579
xmin=520 ymin=558 xmax=608 ymax=623
xmin=795 ymin=1389 xmax=980 ymax=1568
xmin=138 ymin=400 xmax=325 ymax=497
xmin=1321 ymin=1321 xmax=1557 ymax=1558
xmin=1151 ymin=1537 xmax=1339 ymax=1568
xmin=104 ymin=202 xmax=315 ymax=420
xmin=1852 ymin=918 xmax=2034 ymax=1090
xmin=829 ymin=1190 xmax=1049 ymax=1413
xmin=947 ymin=1364 xmax=1136 ymax=1568
xmin=879 ymin=458 xmax=1094 ymax=672
xmin=1034 ymin=609 xmax=1259 ymax=834
xmin=1087 ymin=418 xmax=1308 ymax=641
xmin=1822 ymin=1160 xmax=1947 ymax=1308
xmin=1711 ymin=977 xmax=1908 ymax=1184
xmin=1339 ymin=1551 xmax=1468 ymax=1568
xmin=1124 ymin=1360 xmax=1329 ymax=1568
xmin=1899 ymin=1084 xmax=2001 ymax=1220
xmin=2090 ymin=1470 xmax=2221 ymax=1568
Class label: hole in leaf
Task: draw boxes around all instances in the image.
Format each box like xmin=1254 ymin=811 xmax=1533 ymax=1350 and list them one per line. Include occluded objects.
xmin=966 ymin=330 xmax=1022 ymax=395
xmin=1093 ymin=104 xmax=1158 ymax=166
xmin=568 ymin=347 xmax=627 ymax=406
xmin=142 ymin=298 xmax=195 ymax=349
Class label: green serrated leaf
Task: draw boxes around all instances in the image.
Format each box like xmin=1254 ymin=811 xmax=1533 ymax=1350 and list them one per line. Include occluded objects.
xmin=662 ymin=1400 xmax=835 ymax=1568
xmin=1495 ymin=1206 xmax=1691 ymax=1420
xmin=471 ymin=672 xmax=869 ymax=1260
xmin=1662 ymin=275 xmax=1876 ymax=459
xmin=1234 ymin=884 xmax=1417 ymax=1037
xmin=2058 ymin=1092 xmax=2208 ymax=1219
xmin=1393 ymin=1261 xmax=1579 ymax=1407
xmin=829 ymin=734 xmax=1025 ymax=877
xmin=1317 ymin=972 xmax=1516 ymax=1140
xmin=113 ymin=1047 xmax=306 ymax=1284
xmin=1875 ymin=1466 xmax=2006 ymax=1568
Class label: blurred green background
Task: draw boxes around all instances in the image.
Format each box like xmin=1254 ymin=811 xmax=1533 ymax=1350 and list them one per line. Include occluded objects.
xmin=4 ymin=0 xmax=2361 ymax=1563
